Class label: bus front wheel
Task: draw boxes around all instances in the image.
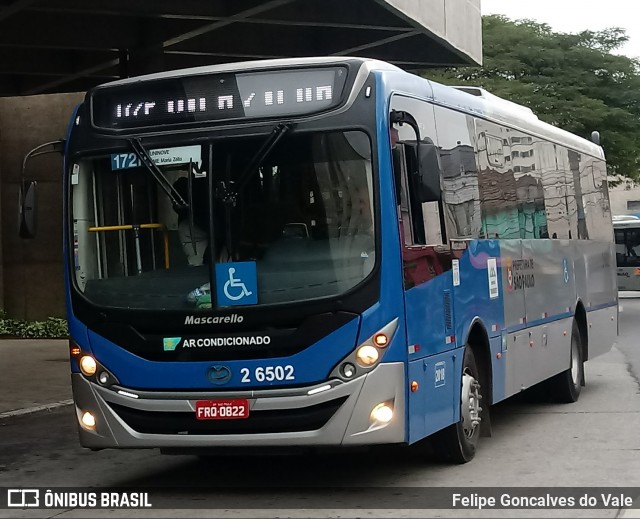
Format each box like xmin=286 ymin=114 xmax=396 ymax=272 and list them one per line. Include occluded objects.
xmin=432 ymin=346 xmax=483 ymax=464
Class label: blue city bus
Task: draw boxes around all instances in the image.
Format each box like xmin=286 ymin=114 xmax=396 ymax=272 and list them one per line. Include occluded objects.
xmin=37 ymin=57 xmax=618 ymax=462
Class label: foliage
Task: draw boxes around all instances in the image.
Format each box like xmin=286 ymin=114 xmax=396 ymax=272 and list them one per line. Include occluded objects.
xmin=0 ymin=310 xmax=68 ymax=338
xmin=425 ymin=15 xmax=640 ymax=180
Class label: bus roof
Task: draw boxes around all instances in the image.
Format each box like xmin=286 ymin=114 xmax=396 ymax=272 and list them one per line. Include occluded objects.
xmin=613 ymin=215 xmax=640 ymax=228
xmin=426 ymin=82 xmax=605 ymax=159
xmin=94 ymin=56 xmax=401 ymax=88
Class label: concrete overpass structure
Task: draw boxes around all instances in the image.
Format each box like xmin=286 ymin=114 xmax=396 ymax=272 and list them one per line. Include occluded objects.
xmin=0 ymin=0 xmax=481 ymax=95
xmin=0 ymin=0 xmax=483 ymax=319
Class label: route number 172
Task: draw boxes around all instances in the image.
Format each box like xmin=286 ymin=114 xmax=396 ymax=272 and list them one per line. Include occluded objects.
xmin=111 ymin=153 xmax=141 ymax=170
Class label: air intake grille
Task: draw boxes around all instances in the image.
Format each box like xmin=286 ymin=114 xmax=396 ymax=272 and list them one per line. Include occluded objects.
xmin=443 ymin=290 xmax=453 ymax=334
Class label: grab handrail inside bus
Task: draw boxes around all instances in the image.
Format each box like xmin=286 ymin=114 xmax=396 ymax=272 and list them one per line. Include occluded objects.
xmin=88 ymin=223 xmax=170 ymax=271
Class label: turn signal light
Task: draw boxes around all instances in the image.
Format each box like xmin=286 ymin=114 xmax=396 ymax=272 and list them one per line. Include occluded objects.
xmin=373 ymin=333 xmax=389 ymax=347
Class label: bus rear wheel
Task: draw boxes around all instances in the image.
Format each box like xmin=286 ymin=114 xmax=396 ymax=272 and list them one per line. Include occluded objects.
xmin=432 ymin=346 xmax=483 ymax=463
xmin=551 ymin=320 xmax=583 ymax=403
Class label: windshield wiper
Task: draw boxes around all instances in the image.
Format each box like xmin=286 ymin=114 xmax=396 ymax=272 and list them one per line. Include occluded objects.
xmin=237 ymin=122 xmax=292 ymax=195
xmin=216 ymin=123 xmax=292 ymax=207
xmin=215 ymin=122 xmax=292 ymax=262
xmin=128 ymin=138 xmax=189 ymax=211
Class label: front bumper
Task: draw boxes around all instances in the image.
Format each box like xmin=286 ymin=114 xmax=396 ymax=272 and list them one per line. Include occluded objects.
xmin=72 ymin=362 xmax=406 ymax=449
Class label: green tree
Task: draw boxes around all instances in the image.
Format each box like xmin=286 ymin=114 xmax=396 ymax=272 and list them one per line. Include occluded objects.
xmin=426 ymin=15 xmax=640 ymax=180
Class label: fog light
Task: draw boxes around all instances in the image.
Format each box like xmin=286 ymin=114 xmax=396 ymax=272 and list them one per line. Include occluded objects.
xmin=356 ymin=345 xmax=379 ymax=367
xmin=98 ymin=371 xmax=109 ymax=385
xmin=370 ymin=403 xmax=393 ymax=424
xmin=340 ymin=362 xmax=356 ymax=379
xmin=81 ymin=411 xmax=96 ymax=429
xmin=79 ymin=356 xmax=97 ymax=376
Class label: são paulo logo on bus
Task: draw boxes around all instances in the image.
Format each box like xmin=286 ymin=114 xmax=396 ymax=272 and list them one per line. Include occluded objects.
xmin=505 ymin=257 xmax=536 ymax=292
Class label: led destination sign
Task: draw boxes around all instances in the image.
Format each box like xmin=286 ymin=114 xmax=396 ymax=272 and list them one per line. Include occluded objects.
xmin=90 ymin=67 xmax=348 ymax=130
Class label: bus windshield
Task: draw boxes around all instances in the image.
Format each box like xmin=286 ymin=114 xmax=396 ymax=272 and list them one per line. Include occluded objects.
xmin=70 ymin=130 xmax=375 ymax=310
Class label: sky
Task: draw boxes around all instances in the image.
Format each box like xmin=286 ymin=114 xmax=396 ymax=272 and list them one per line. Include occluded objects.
xmin=481 ymin=0 xmax=640 ymax=59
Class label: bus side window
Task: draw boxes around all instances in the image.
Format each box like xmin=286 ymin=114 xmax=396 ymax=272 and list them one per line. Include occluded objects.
xmin=626 ymin=229 xmax=640 ymax=265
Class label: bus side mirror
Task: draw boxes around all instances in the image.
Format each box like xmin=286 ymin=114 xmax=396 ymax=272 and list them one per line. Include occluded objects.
xmin=405 ymin=143 xmax=442 ymax=203
xmin=415 ymin=143 xmax=442 ymax=203
xmin=18 ymin=180 xmax=37 ymax=238
xmin=18 ymin=139 xmax=65 ymax=239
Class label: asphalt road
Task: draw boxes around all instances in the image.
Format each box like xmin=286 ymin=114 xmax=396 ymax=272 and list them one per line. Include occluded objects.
xmin=618 ymin=292 xmax=640 ymax=384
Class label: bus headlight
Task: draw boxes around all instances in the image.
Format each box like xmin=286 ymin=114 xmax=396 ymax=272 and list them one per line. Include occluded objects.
xmin=330 ymin=319 xmax=399 ymax=381
xmin=79 ymin=356 xmax=97 ymax=376
xmin=356 ymin=345 xmax=379 ymax=367
xmin=75 ymin=352 xmax=119 ymax=387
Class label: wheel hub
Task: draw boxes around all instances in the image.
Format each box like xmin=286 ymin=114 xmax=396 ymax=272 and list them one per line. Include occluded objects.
xmin=461 ymin=371 xmax=482 ymax=438
xmin=570 ymin=340 xmax=580 ymax=384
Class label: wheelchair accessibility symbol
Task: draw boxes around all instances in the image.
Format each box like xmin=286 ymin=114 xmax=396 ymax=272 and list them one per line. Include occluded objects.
xmin=215 ymin=262 xmax=258 ymax=307
xmin=224 ymin=268 xmax=252 ymax=300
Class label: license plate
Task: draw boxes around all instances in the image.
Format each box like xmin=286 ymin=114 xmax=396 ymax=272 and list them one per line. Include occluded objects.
xmin=195 ymin=399 xmax=249 ymax=420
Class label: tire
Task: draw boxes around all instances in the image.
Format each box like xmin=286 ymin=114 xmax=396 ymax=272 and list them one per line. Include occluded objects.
xmin=552 ymin=320 xmax=584 ymax=403
xmin=431 ymin=347 xmax=484 ymax=464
